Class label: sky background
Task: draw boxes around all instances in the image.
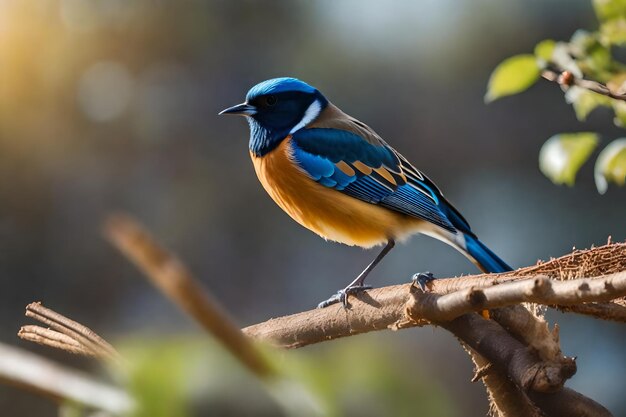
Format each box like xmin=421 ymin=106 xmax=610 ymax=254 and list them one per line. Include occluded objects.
xmin=0 ymin=1 xmax=624 ymax=416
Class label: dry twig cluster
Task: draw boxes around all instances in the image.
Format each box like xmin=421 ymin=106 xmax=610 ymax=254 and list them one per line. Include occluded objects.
xmin=18 ymin=302 xmax=121 ymax=361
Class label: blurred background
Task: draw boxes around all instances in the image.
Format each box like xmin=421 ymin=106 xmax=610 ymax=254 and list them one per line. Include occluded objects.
xmin=0 ymin=0 xmax=625 ymax=416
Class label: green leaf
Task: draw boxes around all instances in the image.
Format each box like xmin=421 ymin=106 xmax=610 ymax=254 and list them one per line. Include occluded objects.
xmin=539 ymin=132 xmax=599 ymax=186
xmin=593 ymin=0 xmax=626 ymax=22
xmin=117 ymin=338 xmax=330 ymax=417
xmin=485 ymin=54 xmax=540 ymax=102
xmin=567 ymin=87 xmax=612 ymax=120
xmin=534 ymin=39 xmax=556 ymax=62
xmin=586 ymin=43 xmax=612 ymax=75
xmin=125 ymin=342 xmax=191 ymax=417
xmin=58 ymin=402 xmax=86 ymax=417
xmin=600 ymin=18 xmax=626 ymax=45
xmin=612 ymin=100 xmax=626 ymax=127
xmin=594 ymin=138 xmax=626 ymax=193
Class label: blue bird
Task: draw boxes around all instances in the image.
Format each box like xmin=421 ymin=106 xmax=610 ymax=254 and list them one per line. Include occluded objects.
xmin=220 ymin=77 xmax=511 ymax=308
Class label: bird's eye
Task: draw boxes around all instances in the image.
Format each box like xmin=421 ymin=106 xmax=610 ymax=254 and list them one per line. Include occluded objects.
xmin=265 ymin=95 xmax=277 ymax=106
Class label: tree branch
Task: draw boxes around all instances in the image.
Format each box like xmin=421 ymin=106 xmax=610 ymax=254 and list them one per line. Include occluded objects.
xmin=104 ymin=213 xmax=277 ymax=380
xmin=465 ymin=348 xmax=545 ymax=417
xmin=242 ymin=243 xmax=625 ymax=416
xmin=103 ymin=213 xmax=326 ymax=417
xmin=437 ymin=313 xmax=576 ymax=393
xmin=0 ymin=342 xmax=133 ymax=414
xmin=406 ymin=272 xmax=626 ymax=323
xmin=18 ymin=302 xmax=121 ymax=362
xmin=464 ymin=340 xmax=611 ymax=417
xmin=555 ymin=301 xmax=626 ymax=322
xmin=489 ymin=306 xmax=561 ymax=362
xmin=528 ymin=388 xmax=613 ymax=417
xmin=243 ymin=243 xmax=626 ymax=348
xmin=541 ymin=68 xmax=626 ymax=101
xmin=18 ymin=325 xmax=96 ymax=357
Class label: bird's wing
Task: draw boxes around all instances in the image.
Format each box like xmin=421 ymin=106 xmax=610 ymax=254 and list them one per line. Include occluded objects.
xmin=291 ymin=125 xmax=459 ymax=233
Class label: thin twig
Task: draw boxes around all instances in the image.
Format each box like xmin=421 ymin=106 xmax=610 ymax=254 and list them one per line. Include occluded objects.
xmin=18 ymin=325 xmax=94 ymax=357
xmin=18 ymin=302 xmax=121 ymax=362
xmin=542 ymin=68 xmax=626 ymax=100
xmin=0 ymin=342 xmax=133 ymax=414
xmin=471 ymin=363 xmax=493 ymax=383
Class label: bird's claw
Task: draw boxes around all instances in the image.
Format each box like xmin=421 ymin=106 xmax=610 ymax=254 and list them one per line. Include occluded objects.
xmin=412 ymin=271 xmax=435 ymax=292
xmin=317 ymin=285 xmax=373 ymax=309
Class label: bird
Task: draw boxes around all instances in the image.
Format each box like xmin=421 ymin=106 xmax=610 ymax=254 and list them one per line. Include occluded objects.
xmin=219 ymin=77 xmax=511 ymax=308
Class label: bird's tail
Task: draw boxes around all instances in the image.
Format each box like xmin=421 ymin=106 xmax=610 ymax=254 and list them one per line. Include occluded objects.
xmin=462 ymin=233 xmax=511 ymax=273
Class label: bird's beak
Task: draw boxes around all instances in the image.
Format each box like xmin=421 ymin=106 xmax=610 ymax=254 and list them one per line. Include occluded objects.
xmin=218 ymin=102 xmax=257 ymax=116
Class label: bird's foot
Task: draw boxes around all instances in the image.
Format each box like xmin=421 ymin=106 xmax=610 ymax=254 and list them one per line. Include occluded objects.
xmin=317 ymin=285 xmax=373 ymax=309
xmin=412 ymin=271 xmax=435 ymax=292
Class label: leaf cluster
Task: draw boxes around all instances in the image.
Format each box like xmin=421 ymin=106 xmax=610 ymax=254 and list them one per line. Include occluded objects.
xmin=487 ymin=0 xmax=626 ymax=192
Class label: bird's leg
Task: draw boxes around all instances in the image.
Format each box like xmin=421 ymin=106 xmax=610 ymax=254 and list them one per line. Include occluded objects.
xmin=412 ymin=271 xmax=435 ymax=292
xmin=317 ymin=239 xmax=396 ymax=308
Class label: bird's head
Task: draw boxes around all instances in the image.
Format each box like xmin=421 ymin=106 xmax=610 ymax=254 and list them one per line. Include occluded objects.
xmin=220 ymin=77 xmax=328 ymax=156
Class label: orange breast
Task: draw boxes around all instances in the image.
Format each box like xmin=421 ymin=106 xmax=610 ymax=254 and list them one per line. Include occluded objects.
xmin=251 ymin=137 xmax=427 ymax=248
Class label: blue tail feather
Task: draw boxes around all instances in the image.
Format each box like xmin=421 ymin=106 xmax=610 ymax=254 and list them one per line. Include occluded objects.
xmin=464 ymin=233 xmax=511 ymax=273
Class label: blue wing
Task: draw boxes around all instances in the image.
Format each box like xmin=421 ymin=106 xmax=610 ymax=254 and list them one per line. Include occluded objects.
xmin=291 ymin=127 xmax=461 ymax=233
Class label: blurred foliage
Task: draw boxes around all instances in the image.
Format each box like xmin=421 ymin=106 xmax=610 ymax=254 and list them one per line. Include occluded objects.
xmin=487 ymin=0 xmax=626 ymax=192
xmin=539 ymin=132 xmax=599 ymax=185
xmin=113 ymin=336 xmax=454 ymax=417
xmin=124 ymin=341 xmax=191 ymax=417
xmin=58 ymin=402 xmax=87 ymax=417
xmin=595 ymin=138 xmax=626 ymax=192
xmin=119 ymin=338 xmax=281 ymax=417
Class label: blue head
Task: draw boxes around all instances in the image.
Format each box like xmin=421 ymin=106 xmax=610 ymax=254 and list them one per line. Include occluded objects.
xmin=220 ymin=77 xmax=328 ymax=156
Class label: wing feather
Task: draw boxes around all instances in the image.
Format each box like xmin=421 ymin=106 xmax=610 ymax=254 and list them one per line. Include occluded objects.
xmin=291 ymin=126 xmax=457 ymax=233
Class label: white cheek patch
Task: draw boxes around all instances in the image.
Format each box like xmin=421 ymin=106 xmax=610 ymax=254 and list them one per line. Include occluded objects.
xmin=289 ymin=99 xmax=322 ymax=134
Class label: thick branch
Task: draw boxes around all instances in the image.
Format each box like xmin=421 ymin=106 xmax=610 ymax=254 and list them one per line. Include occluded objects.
xmin=426 ymin=309 xmax=609 ymax=415
xmin=490 ymin=306 xmax=561 ymax=362
xmin=462 ymin=337 xmax=611 ymax=417
xmin=244 ymin=243 xmax=626 ymax=348
xmin=528 ymin=388 xmax=613 ymax=417
xmin=464 ymin=348 xmax=544 ymax=417
xmin=406 ymin=272 xmax=626 ymax=322
xmin=437 ymin=313 xmax=576 ymax=393
xmin=556 ymin=301 xmax=626 ymax=322
xmin=244 ymin=284 xmax=412 ymax=349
